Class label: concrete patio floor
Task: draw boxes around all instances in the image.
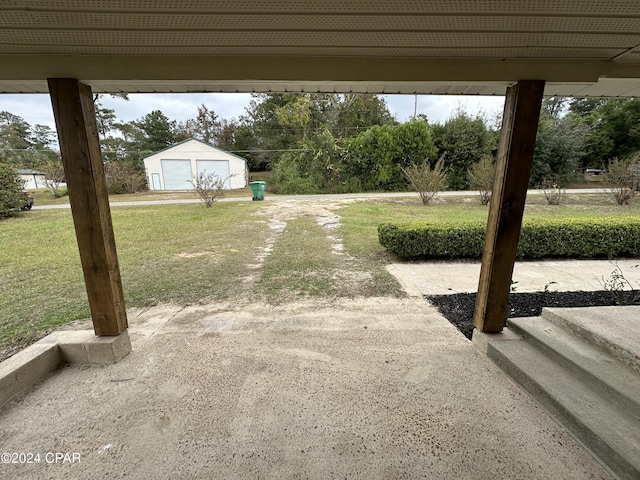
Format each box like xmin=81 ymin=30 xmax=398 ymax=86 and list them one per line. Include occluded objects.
xmin=0 ymin=297 xmax=612 ymax=479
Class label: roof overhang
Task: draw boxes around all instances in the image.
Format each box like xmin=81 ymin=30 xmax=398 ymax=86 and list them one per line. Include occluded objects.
xmin=2 ymin=1 xmax=640 ymax=97
xmin=2 ymin=55 xmax=640 ymax=97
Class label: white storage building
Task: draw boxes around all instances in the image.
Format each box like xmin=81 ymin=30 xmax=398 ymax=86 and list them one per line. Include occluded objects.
xmin=143 ymin=138 xmax=248 ymax=191
xmin=18 ymin=168 xmax=47 ymax=189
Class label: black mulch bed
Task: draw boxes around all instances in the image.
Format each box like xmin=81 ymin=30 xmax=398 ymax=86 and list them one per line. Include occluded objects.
xmin=426 ymin=290 xmax=640 ymax=340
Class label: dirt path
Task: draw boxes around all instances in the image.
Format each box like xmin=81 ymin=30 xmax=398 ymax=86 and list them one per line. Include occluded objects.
xmin=258 ymin=198 xmax=354 ymax=255
xmin=234 ymin=199 xmax=379 ymax=299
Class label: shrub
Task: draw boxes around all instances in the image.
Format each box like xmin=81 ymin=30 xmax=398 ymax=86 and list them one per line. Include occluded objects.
xmin=42 ymin=159 xmax=67 ymax=198
xmin=401 ymin=157 xmax=448 ymax=205
xmin=190 ymin=171 xmax=229 ymax=208
xmin=606 ymin=155 xmax=640 ymax=205
xmin=105 ymin=162 xmax=146 ymax=194
xmin=541 ymin=177 xmax=564 ymax=205
xmin=467 ymin=154 xmax=495 ymax=205
xmin=0 ymin=162 xmax=25 ymax=218
xmin=378 ymin=217 xmax=640 ymax=259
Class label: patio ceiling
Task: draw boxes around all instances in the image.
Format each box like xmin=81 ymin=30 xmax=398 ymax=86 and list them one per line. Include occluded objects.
xmin=1 ymin=1 xmax=640 ymax=95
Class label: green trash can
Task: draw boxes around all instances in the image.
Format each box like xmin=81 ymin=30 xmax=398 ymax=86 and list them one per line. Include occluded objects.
xmin=249 ymin=181 xmax=266 ymax=201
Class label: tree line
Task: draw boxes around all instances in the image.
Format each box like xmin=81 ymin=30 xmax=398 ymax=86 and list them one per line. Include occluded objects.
xmin=2 ymin=94 xmax=640 ymax=196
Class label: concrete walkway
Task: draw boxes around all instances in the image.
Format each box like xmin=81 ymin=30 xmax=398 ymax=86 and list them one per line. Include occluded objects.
xmin=388 ymin=258 xmax=640 ymax=296
xmin=0 ymin=298 xmax=612 ymax=479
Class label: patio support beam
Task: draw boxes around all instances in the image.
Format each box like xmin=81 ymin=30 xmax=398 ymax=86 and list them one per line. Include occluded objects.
xmin=48 ymin=78 xmax=128 ymax=336
xmin=473 ymin=80 xmax=545 ymax=333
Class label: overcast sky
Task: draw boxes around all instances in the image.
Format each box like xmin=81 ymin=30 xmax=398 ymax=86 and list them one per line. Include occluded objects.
xmin=0 ymin=92 xmax=506 ymax=133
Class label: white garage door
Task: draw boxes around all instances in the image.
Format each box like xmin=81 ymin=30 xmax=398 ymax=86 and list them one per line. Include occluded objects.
xmin=196 ymin=160 xmax=231 ymax=189
xmin=161 ymin=159 xmax=193 ymax=190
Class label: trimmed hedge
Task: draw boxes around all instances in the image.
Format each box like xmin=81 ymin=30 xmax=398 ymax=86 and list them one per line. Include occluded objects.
xmin=378 ymin=217 xmax=640 ymax=259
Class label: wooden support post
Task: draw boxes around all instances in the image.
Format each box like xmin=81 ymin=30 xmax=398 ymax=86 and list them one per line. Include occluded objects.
xmin=48 ymin=78 xmax=128 ymax=336
xmin=474 ymin=80 xmax=545 ymax=333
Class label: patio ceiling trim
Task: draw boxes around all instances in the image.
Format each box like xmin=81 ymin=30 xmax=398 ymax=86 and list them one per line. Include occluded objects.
xmin=1 ymin=56 xmax=639 ymax=96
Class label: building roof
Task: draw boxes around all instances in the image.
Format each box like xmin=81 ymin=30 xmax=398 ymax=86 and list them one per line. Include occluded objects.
xmin=1 ymin=1 xmax=639 ymax=97
xmin=142 ymin=138 xmax=248 ymax=164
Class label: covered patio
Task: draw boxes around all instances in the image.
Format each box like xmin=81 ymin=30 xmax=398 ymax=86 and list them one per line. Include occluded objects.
xmin=1 ymin=1 xmax=639 ymax=478
xmin=0 ymin=297 xmax=616 ymax=478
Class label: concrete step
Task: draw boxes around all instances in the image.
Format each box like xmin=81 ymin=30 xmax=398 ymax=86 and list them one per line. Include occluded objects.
xmin=541 ymin=306 xmax=640 ymax=373
xmin=507 ymin=316 xmax=640 ymax=419
xmin=488 ymin=337 xmax=640 ymax=480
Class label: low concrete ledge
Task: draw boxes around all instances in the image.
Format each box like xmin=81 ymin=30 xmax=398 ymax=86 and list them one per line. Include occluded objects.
xmin=42 ymin=329 xmax=132 ymax=365
xmin=0 ymin=330 xmax=131 ymax=408
xmin=0 ymin=343 xmax=61 ymax=407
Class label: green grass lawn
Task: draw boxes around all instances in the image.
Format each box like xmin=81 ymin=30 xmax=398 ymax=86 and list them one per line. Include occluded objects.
xmin=1 ymin=191 xmax=639 ymax=360
xmin=0 ymin=201 xmax=266 ymax=358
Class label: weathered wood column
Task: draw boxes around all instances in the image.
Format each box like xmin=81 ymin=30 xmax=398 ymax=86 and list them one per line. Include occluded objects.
xmin=474 ymin=80 xmax=545 ymax=332
xmin=48 ymin=78 xmax=128 ymax=336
